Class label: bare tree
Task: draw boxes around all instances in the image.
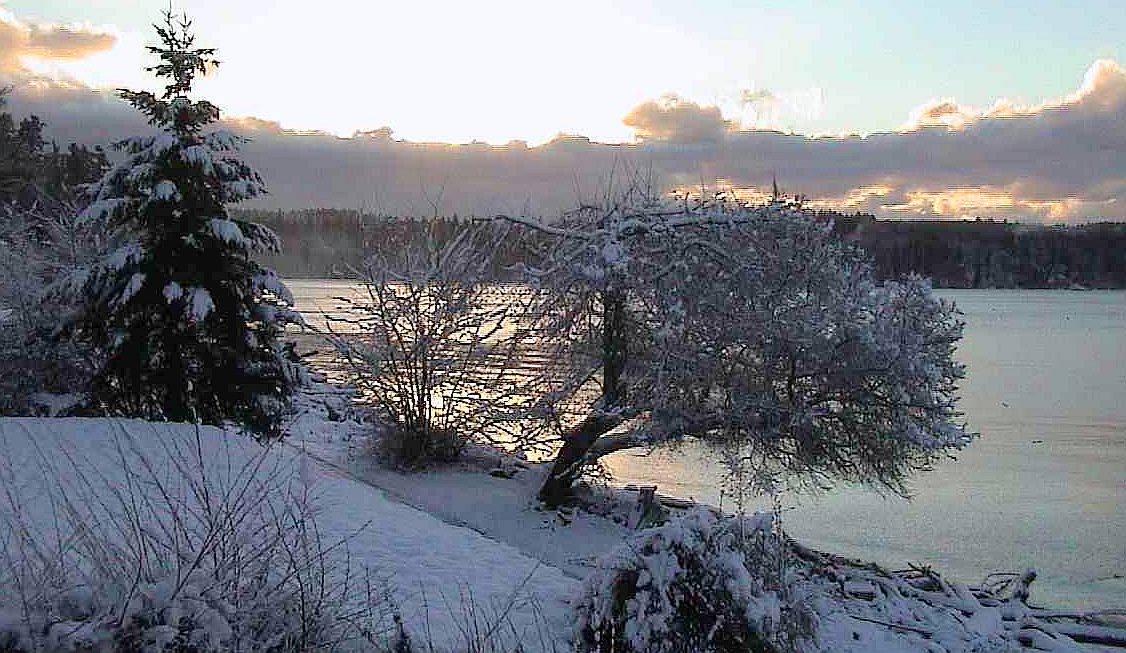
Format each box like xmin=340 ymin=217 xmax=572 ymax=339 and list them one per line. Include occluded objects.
xmin=326 ymin=220 xmax=559 ymax=467
xmin=502 ymin=180 xmax=970 ymax=506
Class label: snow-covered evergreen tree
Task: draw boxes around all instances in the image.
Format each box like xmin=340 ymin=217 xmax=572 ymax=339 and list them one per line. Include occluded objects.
xmin=58 ymin=11 xmax=299 ymax=433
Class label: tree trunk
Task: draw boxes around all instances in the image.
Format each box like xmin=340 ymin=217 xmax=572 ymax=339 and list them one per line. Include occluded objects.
xmin=538 ymin=289 xmax=627 ymax=507
xmin=537 ymin=412 xmax=621 ymax=506
xmin=602 ymin=289 xmax=626 ymax=406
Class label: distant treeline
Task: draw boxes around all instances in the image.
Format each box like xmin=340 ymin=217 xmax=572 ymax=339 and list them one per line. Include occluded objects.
xmin=237 ymin=208 xmax=1126 ymax=289
xmin=841 ymin=216 xmax=1126 ymax=289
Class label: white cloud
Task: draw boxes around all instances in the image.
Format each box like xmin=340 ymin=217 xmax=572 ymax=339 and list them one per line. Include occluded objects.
xmin=0 ymin=8 xmax=116 ymax=73
xmin=901 ymin=59 xmax=1126 ymax=132
xmin=727 ymin=86 xmax=825 ymax=131
xmin=622 ymin=94 xmax=731 ymax=143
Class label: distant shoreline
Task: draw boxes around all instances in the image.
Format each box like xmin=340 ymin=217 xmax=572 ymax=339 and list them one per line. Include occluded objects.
xmin=277 ymin=274 xmax=1126 ymax=290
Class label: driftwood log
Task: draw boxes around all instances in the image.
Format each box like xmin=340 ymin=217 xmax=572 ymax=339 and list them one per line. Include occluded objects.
xmin=788 ymin=542 xmax=1126 ymax=651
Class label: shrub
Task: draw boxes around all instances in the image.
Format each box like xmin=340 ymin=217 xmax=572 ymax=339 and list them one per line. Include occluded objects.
xmin=328 ymin=220 xmax=547 ymax=468
xmin=372 ymin=422 xmax=465 ymax=469
xmin=0 ymin=419 xmax=395 ymax=652
xmin=573 ymin=508 xmax=817 ymax=653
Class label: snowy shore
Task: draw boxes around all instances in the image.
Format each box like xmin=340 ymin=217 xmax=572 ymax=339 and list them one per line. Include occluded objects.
xmin=2 ymin=395 xmax=1121 ymax=651
xmin=283 ymin=389 xmax=1125 ymax=652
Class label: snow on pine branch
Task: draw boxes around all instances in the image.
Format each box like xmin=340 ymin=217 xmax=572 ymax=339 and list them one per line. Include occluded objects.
xmin=207 ymin=217 xmax=250 ymax=247
xmin=252 ymin=271 xmax=295 ymax=305
xmin=163 ymin=280 xmax=183 ymax=303
xmin=81 ymin=129 xmax=263 ymax=230
xmin=151 ymin=179 xmax=181 ymax=202
xmin=47 ymin=241 xmax=145 ymax=304
xmin=76 ymin=197 xmax=127 ymax=226
xmin=103 ymin=242 xmax=146 ymax=274
xmin=115 ymin=272 xmax=146 ymax=307
xmin=202 ymin=129 xmax=248 ymax=152
xmin=187 ymin=287 xmax=214 ymax=321
xmin=181 ymin=143 xmax=213 ymax=172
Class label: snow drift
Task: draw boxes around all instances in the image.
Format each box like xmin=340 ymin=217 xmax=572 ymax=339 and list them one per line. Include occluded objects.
xmin=0 ymin=418 xmax=576 ymax=652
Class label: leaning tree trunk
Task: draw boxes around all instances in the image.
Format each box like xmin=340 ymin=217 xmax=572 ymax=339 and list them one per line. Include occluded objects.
xmin=538 ymin=289 xmax=627 ymax=506
xmin=538 ymin=412 xmax=622 ymax=506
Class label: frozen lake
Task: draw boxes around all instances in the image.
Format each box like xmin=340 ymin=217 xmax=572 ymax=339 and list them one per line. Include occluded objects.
xmin=289 ymin=281 xmax=1126 ymax=612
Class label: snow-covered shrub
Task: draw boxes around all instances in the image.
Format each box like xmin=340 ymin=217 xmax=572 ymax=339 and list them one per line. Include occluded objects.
xmin=329 ymin=221 xmax=547 ymax=468
xmin=0 ymin=200 xmax=99 ymax=415
xmin=576 ymin=507 xmax=1088 ymax=653
xmin=573 ymin=508 xmax=816 ymax=653
xmin=0 ymin=420 xmax=396 ymax=652
xmin=371 ymin=421 xmax=465 ymax=469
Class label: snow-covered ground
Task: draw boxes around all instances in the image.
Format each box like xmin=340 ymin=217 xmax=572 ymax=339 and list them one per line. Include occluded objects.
xmin=285 ymin=387 xmax=1121 ymax=653
xmin=0 ymin=417 xmax=577 ymax=652
xmin=288 ymin=423 xmax=636 ymax=580
xmin=2 ymin=387 xmax=1118 ymax=652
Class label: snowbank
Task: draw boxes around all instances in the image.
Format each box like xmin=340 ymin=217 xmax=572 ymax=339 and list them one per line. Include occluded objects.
xmin=291 ymin=436 xmax=638 ymax=580
xmin=0 ymin=418 xmax=577 ymax=651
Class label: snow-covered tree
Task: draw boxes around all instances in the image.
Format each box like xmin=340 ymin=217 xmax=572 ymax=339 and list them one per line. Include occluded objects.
xmin=504 ymin=181 xmax=970 ymax=506
xmin=0 ymin=94 xmax=108 ymax=415
xmin=57 ymin=11 xmax=299 ymax=432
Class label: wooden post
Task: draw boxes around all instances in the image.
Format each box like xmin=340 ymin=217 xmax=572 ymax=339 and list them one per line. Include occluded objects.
xmin=633 ymin=485 xmax=657 ymax=529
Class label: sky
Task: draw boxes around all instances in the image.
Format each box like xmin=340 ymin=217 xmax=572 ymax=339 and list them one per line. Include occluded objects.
xmin=1 ymin=0 xmax=1123 ymax=221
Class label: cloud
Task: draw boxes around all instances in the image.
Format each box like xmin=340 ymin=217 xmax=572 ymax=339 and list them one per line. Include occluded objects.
xmin=0 ymin=8 xmax=116 ymax=73
xmin=1 ymin=0 xmax=1121 ymax=228
xmin=5 ymin=80 xmax=151 ymax=146
xmin=680 ymin=58 xmax=1125 ymax=220
xmin=728 ymin=86 xmax=825 ymax=131
xmin=225 ymin=73 xmax=1124 ymax=220
xmin=1069 ymin=58 xmax=1126 ymax=111
xmin=901 ymin=99 xmax=980 ymax=131
xmin=902 ymin=59 xmax=1126 ymax=132
xmin=24 ymin=23 xmax=116 ymax=60
xmin=622 ymin=94 xmax=731 ymax=142
xmin=0 ymin=7 xmax=142 ymax=144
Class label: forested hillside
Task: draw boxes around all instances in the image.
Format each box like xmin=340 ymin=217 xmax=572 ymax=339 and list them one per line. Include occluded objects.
xmin=844 ymin=217 xmax=1126 ymax=289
